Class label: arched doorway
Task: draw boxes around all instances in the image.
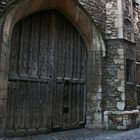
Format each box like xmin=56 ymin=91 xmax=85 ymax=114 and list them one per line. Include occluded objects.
xmin=0 ymin=0 xmax=106 ymax=137
xmin=6 ymin=10 xmax=87 ymax=136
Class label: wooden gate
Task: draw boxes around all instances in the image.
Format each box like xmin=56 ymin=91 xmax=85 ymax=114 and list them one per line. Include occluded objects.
xmin=6 ymin=10 xmax=87 ymax=136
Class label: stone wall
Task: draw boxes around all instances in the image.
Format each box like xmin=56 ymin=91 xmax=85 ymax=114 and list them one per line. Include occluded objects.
xmin=102 ymin=39 xmax=125 ymax=111
xmin=123 ymin=0 xmax=140 ymax=111
xmin=123 ymin=0 xmax=134 ymax=42
xmin=0 ymin=0 xmax=107 ymax=35
xmin=105 ymin=0 xmax=119 ymax=39
xmin=79 ymin=0 xmax=106 ymax=34
xmin=102 ymin=0 xmax=140 ymax=130
xmin=124 ymin=41 xmax=137 ymax=110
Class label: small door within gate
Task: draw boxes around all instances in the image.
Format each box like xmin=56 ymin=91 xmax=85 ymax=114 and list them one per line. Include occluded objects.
xmin=6 ymin=10 xmax=87 ymax=136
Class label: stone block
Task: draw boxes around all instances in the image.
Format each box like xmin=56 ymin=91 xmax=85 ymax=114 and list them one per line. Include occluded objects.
xmin=121 ymin=93 xmax=125 ymax=101
xmin=118 ymin=49 xmax=124 ymax=56
xmin=116 ymin=115 xmax=123 ymax=122
xmin=117 ymin=86 xmax=124 ymax=92
xmin=117 ymin=102 xmax=125 ymax=110
xmin=123 ymin=119 xmax=132 ymax=126
xmin=123 ymin=114 xmax=129 ymax=120
xmin=94 ymin=113 xmax=102 ymax=124
xmin=120 ymin=65 xmax=124 ymax=69
xmin=121 ymin=80 xmax=125 ymax=86
xmin=114 ymin=59 xmax=124 ymax=64
xmin=106 ymin=3 xmax=113 ymax=9
xmin=86 ymin=116 xmax=92 ymax=124
xmin=105 ymin=123 xmax=109 ymax=129
xmin=104 ymin=114 xmax=108 ymax=123
xmin=105 ymin=30 xmax=112 ymax=35
xmin=118 ymin=70 xmax=124 ymax=80
xmin=117 ymin=126 xmax=127 ymax=130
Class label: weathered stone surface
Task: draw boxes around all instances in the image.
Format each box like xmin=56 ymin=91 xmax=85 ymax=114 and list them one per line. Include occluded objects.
xmin=102 ymin=40 xmax=125 ymax=111
xmin=117 ymin=102 xmax=125 ymax=110
xmin=0 ymin=0 xmax=140 ymax=135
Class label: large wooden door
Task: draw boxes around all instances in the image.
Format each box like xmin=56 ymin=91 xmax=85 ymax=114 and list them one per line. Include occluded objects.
xmin=6 ymin=10 xmax=87 ymax=136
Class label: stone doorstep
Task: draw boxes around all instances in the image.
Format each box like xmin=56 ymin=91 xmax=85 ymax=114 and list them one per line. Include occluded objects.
xmin=85 ymin=123 xmax=106 ymax=129
xmin=93 ymin=124 xmax=106 ymax=129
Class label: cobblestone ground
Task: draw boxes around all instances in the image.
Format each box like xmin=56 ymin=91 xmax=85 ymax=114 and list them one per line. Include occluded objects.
xmin=4 ymin=128 xmax=140 ymax=140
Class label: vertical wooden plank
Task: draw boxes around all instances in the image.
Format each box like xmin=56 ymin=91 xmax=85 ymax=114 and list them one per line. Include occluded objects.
xmin=6 ymin=82 xmax=11 ymax=130
xmin=60 ymin=14 xmax=70 ymax=129
xmin=77 ymin=83 xmax=80 ymax=126
xmin=65 ymin=19 xmax=71 ymax=78
xmin=43 ymin=11 xmax=53 ymax=131
xmin=18 ymin=81 xmax=23 ymax=130
xmin=38 ymin=82 xmax=42 ymax=130
xmin=29 ymin=13 xmax=40 ymax=77
xmin=18 ymin=18 xmax=30 ymax=76
xmin=39 ymin=82 xmax=46 ymax=129
xmin=29 ymin=82 xmax=33 ymax=129
xmin=70 ymin=84 xmax=78 ymax=128
xmin=39 ymin=12 xmax=49 ymax=78
xmin=14 ymin=81 xmax=20 ymax=130
xmin=80 ymin=38 xmax=87 ymax=79
xmin=45 ymin=13 xmax=53 ymax=131
xmin=77 ymin=34 xmax=81 ymax=80
xmin=45 ymin=81 xmax=52 ymax=131
xmin=56 ymin=13 xmax=65 ymax=131
xmin=10 ymin=24 xmax=21 ymax=75
xmin=21 ymin=81 xmax=27 ymax=129
xmin=6 ymin=83 xmax=10 ymax=129
xmin=52 ymin=11 xmax=63 ymax=129
xmin=25 ymin=81 xmax=30 ymax=130
xmin=77 ymin=33 xmax=83 ymax=125
xmin=46 ymin=11 xmax=54 ymax=78
xmin=46 ymin=12 xmax=53 ymax=130
xmin=20 ymin=81 xmax=24 ymax=129
xmin=32 ymin=82 xmax=37 ymax=130
xmin=69 ymin=26 xmax=73 ymax=79
xmin=7 ymin=81 xmax=15 ymax=130
xmin=57 ymin=15 xmax=65 ymax=78
xmin=11 ymin=82 xmax=16 ymax=130
xmin=53 ymin=84 xmax=63 ymax=129
xmin=79 ymin=84 xmax=86 ymax=124
xmin=73 ymin=30 xmax=79 ymax=79
xmin=30 ymin=81 xmax=37 ymax=131
xmin=82 ymin=40 xmax=87 ymax=125
xmin=36 ymin=82 xmax=40 ymax=129
xmin=12 ymin=81 xmax=17 ymax=130
xmin=63 ymin=84 xmax=70 ymax=129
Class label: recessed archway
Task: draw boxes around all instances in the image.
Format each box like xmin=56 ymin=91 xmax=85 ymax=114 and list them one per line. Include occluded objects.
xmin=0 ymin=0 xmax=105 ymax=136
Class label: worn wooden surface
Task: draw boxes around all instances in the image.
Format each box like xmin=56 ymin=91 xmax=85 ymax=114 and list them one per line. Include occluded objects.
xmin=7 ymin=10 xmax=87 ymax=136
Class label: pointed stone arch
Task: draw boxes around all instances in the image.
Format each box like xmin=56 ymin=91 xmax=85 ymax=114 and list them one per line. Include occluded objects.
xmin=0 ymin=0 xmax=106 ymax=136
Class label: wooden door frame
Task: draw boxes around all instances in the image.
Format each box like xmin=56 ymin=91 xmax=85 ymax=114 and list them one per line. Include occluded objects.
xmin=0 ymin=0 xmax=106 ymax=136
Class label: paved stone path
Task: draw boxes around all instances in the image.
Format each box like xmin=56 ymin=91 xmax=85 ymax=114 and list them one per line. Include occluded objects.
xmin=3 ymin=128 xmax=140 ymax=140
